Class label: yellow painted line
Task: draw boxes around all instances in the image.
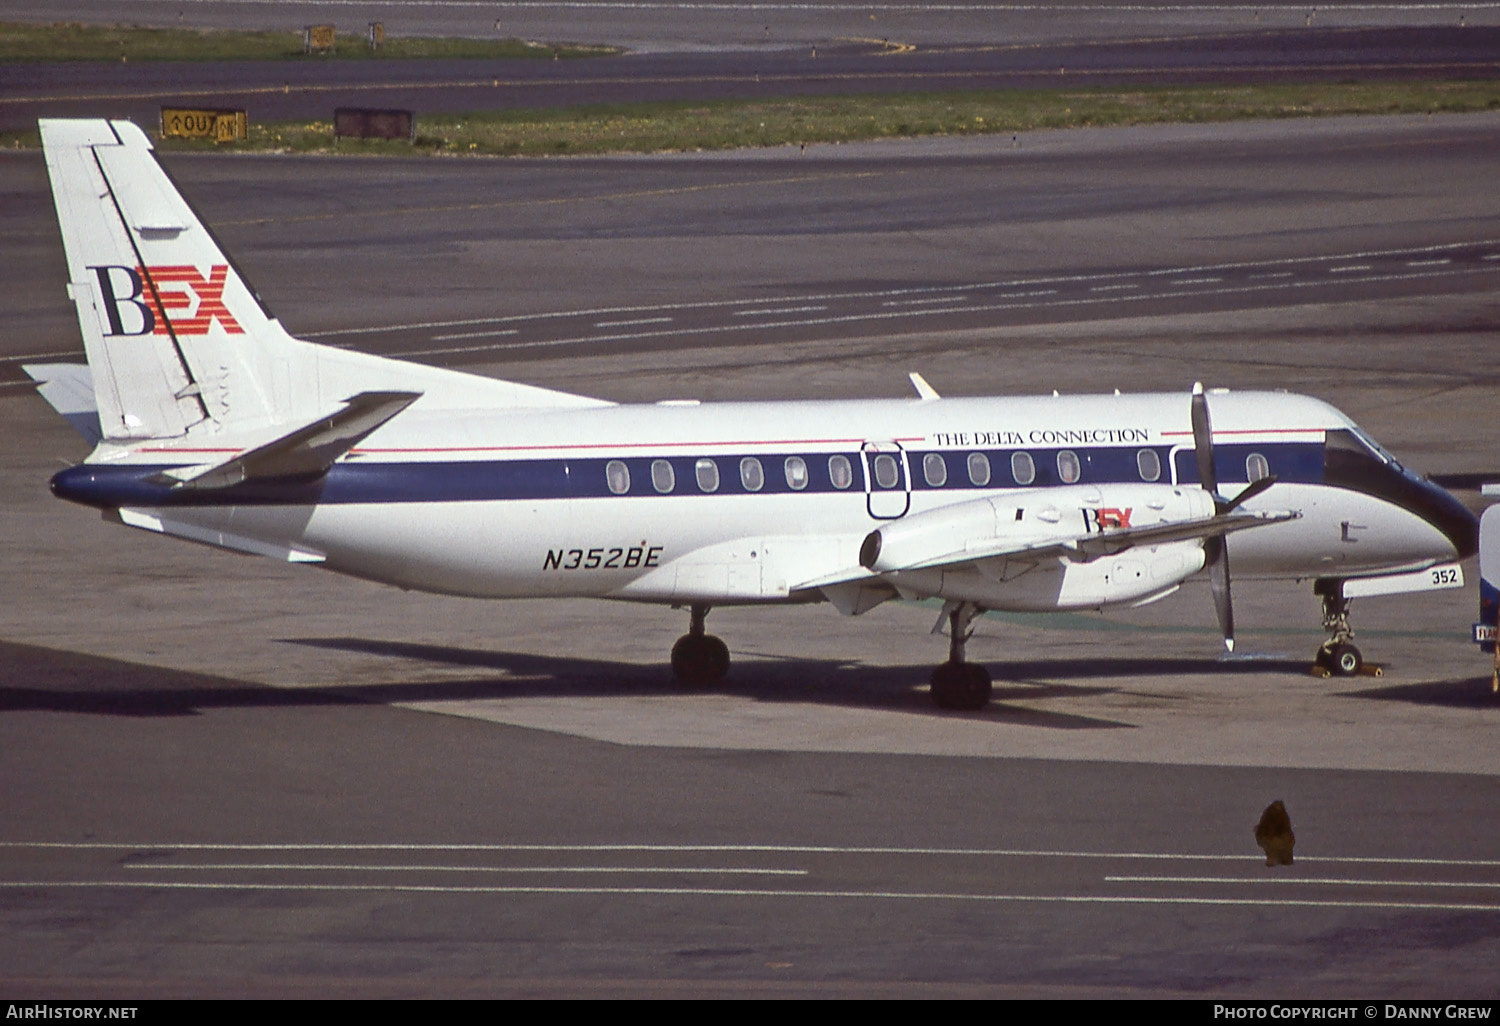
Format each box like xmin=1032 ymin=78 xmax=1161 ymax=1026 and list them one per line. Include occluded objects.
xmin=837 ymin=36 xmax=919 ymax=55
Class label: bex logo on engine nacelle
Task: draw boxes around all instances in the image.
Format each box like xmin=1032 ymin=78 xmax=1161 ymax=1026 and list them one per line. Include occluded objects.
xmin=90 ymin=264 xmax=244 ymax=337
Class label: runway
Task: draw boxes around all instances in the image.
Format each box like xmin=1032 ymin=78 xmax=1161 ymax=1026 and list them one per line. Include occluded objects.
xmin=4 ymin=4 xmax=1500 ymax=994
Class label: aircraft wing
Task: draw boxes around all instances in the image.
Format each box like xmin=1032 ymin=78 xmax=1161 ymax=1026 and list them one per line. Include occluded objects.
xmin=889 ymin=508 xmax=1298 ymax=572
xmin=798 ymin=495 xmax=1298 ymax=594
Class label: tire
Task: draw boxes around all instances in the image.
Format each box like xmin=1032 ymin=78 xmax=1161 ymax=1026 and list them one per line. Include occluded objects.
xmin=671 ymin=634 xmax=730 ymax=686
xmin=1328 ymin=642 xmax=1362 ymax=677
xmin=930 ymin=661 xmax=993 ymax=711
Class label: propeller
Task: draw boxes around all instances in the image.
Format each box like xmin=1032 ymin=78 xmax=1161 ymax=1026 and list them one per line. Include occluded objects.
xmin=1190 ymin=382 xmax=1277 ymax=654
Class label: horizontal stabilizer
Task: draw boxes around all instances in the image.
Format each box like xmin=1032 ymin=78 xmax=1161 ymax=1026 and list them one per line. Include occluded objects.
xmin=151 ymin=391 xmax=421 ymax=489
xmin=24 ymin=363 xmax=102 ymax=443
xmin=114 ymin=507 xmax=325 ymax=562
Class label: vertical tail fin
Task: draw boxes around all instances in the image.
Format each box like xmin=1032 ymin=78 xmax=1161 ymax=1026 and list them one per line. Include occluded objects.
xmin=41 ymin=118 xmax=285 ymax=440
xmin=41 ymin=118 xmax=609 ymax=447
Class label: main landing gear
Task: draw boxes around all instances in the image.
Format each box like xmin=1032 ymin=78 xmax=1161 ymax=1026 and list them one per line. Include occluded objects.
xmin=929 ymin=601 xmax=993 ymax=711
xmin=671 ymin=603 xmax=730 ymax=687
xmin=1313 ymin=579 xmax=1367 ymax=677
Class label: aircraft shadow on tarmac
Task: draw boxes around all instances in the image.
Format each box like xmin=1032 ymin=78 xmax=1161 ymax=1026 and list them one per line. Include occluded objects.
xmin=1 ymin=635 xmax=1354 ymax=727
xmin=1339 ymin=676 xmax=1500 ymax=709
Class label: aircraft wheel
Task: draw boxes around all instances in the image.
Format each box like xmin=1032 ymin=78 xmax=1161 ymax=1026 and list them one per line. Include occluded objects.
xmin=930 ymin=661 xmax=993 ymax=711
xmin=671 ymin=633 xmax=730 ymax=687
xmin=1326 ymin=642 xmax=1363 ymax=677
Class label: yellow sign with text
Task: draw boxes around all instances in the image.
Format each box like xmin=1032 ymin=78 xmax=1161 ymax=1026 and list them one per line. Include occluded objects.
xmin=160 ymin=109 xmax=248 ymax=144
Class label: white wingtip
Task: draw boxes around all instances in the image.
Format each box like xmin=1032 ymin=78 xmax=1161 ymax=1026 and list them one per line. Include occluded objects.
xmin=908 ymin=372 xmax=940 ymax=401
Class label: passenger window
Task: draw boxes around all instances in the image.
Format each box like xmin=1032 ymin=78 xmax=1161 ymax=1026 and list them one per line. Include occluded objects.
xmin=785 ymin=456 xmax=809 ymax=490
xmin=829 ymin=455 xmax=854 ymax=490
xmin=923 ymin=453 xmax=947 ymax=487
xmin=873 ymin=454 xmax=899 ymax=489
xmin=740 ymin=457 xmax=764 ymax=492
xmin=1137 ymin=448 xmax=1161 ymax=482
xmin=650 ymin=459 xmax=675 ymax=494
xmin=605 ymin=460 xmax=630 ymax=495
xmin=1058 ymin=450 xmax=1081 ymax=484
xmin=1247 ymin=452 xmax=1270 ymax=482
xmin=695 ymin=457 xmax=720 ymax=493
xmin=967 ymin=452 xmax=991 ymax=487
xmin=1010 ymin=451 xmax=1035 ymax=486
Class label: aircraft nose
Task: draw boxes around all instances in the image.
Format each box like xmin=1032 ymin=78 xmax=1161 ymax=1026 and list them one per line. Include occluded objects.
xmin=1421 ymin=477 xmax=1478 ymax=560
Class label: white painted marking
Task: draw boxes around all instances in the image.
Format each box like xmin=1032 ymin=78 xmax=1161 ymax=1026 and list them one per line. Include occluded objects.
xmin=594 ymin=316 xmax=673 ymax=328
xmin=322 ymin=240 xmax=1500 ymax=343
xmin=431 ymin=327 xmax=519 ymax=342
xmin=1170 ymin=277 xmax=1223 ymax=285
xmin=11 ymin=841 xmax=1500 ymax=866
xmin=1248 ymin=271 xmax=1294 ymax=280
xmin=4 ymin=880 xmax=1499 ymax=911
xmin=1109 ymin=875 xmax=1500 ymax=889
xmin=128 ymin=862 xmax=807 ymax=875
xmin=1328 ymin=264 xmax=1374 ymax=273
xmin=1089 ymin=284 xmax=1140 ymax=293
xmin=4 ymin=350 xmax=85 ymax=363
xmin=731 ymin=305 xmax=828 ymax=317
xmin=410 ymin=264 xmax=1500 ymax=356
xmin=1406 ymin=258 xmax=1452 ymax=267
xmin=882 ymin=296 xmax=970 ymax=307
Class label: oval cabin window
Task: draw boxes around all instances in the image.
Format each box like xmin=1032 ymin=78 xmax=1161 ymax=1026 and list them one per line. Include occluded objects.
xmin=605 ymin=460 xmax=630 ymax=495
xmin=1057 ymin=450 xmax=1081 ymax=484
xmin=740 ymin=457 xmax=764 ymax=492
xmin=1246 ymin=452 xmax=1270 ymax=482
xmin=829 ymin=455 xmax=854 ymax=490
xmin=784 ymin=456 xmax=809 ymax=490
xmin=1137 ymin=448 xmax=1161 ymax=482
xmin=923 ymin=453 xmax=948 ymax=488
xmin=967 ymin=452 xmax=991 ymax=487
xmin=1011 ymin=451 xmax=1035 ymax=485
xmin=695 ymin=458 xmax=720 ymax=493
xmin=651 ymin=459 xmax=675 ymax=494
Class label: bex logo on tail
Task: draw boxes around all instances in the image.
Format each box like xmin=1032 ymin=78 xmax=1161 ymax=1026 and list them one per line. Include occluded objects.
xmin=90 ymin=264 xmax=244 ymax=337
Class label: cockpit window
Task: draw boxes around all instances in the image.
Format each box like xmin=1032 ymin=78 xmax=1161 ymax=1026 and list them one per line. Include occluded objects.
xmin=1349 ymin=425 xmax=1402 ymax=470
xmin=1324 ymin=429 xmax=1389 ymax=487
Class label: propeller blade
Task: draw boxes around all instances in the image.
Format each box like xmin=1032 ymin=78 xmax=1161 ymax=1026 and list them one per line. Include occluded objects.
xmin=1221 ymin=474 xmax=1278 ymax=513
xmin=1190 ymin=382 xmax=1218 ymax=497
xmin=1209 ymin=543 xmax=1236 ymax=653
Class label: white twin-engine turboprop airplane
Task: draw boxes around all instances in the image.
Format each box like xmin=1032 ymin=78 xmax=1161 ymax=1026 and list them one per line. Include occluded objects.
xmin=27 ymin=118 xmax=1478 ymax=710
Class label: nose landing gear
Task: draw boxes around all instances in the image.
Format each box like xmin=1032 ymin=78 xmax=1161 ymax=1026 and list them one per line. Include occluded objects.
xmin=1312 ymin=579 xmax=1380 ymax=678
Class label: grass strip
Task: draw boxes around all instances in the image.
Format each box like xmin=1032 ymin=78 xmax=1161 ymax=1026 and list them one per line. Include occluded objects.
xmin=0 ymin=21 xmax=614 ymax=62
xmin=3 ymin=78 xmax=1498 ymax=155
xmin=97 ymin=81 xmax=1500 ymax=157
